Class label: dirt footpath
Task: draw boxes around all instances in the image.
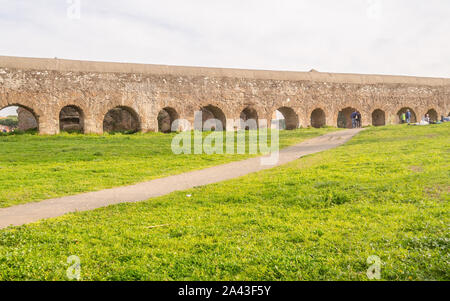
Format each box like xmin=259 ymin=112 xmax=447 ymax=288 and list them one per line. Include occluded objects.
xmin=0 ymin=128 xmax=364 ymax=229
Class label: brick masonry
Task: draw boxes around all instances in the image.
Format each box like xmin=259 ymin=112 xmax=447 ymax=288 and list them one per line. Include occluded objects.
xmin=0 ymin=56 xmax=449 ymax=134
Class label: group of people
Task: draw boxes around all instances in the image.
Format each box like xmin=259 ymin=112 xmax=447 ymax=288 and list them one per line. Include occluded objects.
xmin=403 ymin=109 xmax=450 ymax=126
xmin=349 ymin=109 xmax=447 ymax=128
xmin=351 ymin=111 xmax=362 ymax=128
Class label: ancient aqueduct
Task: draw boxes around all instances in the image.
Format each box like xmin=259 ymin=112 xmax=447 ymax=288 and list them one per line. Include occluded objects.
xmin=0 ymin=56 xmax=449 ymax=134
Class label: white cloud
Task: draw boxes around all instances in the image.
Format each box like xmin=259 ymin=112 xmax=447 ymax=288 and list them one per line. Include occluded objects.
xmin=0 ymin=106 xmax=18 ymax=117
xmin=0 ymin=0 xmax=449 ymax=77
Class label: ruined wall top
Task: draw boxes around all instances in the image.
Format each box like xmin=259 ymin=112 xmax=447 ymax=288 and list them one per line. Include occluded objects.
xmin=1 ymin=55 xmax=449 ymax=87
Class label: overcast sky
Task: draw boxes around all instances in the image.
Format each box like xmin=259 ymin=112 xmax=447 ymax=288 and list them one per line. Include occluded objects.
xmin=0 ymin=0 xmax=449 ymax=81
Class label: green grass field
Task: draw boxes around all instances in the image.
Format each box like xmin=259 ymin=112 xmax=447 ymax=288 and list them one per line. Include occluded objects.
xmin=0 ymin=128 xmax=335 ymax=208
xmin=0 ymin=124 xmax=448 ymax=281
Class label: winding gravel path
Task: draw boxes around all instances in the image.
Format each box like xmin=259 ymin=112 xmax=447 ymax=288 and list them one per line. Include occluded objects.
xmin=0 ymin=129 xmax=364 ymax=229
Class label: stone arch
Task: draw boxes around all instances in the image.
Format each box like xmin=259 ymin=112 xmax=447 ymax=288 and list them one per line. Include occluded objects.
xmin=103 ymin=106 xmax=140 ymax=133
xmin=397 ymin=107 xmax=417 ymax=124
xmin=426 ymin=109 xmax=438 ymax=122
xmin=272 ymin=106 xmax=299 ymax=130
xmin=157 ymin=107 xmax=180 ymax=133
xmin=0 ymin=93 xmax=44 ymax=116
xmin=59 ymin=105 xmax=85 ymax=133
xmin=310 ymin=108 xmax=326 ymax=128
xmin=239 ymin=106 xmax=259 ymax=130
xmin=199 ymin=104 xmax=227 ymax=131
xmin=0 ymin=103 xmax=39 ymax=131
xmin=53 ymin=98 xmax=91 ymax=133
xmin=337 ymin=107 xmax=362 ymax=129
xmin=372 ymin=109 xmax=386 ymax=127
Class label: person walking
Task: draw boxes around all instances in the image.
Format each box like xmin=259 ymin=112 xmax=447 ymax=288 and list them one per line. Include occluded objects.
xmin=401 ymin=113 xmax=406 ymax=124
xmin=406 ymin=109 xmax=412 ymax=124
xmin=351 ymin=111 xmax=358 ymax=128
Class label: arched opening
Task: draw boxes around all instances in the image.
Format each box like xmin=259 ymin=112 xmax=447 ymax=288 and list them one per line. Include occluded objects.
xmin=372 ymin=109 xmax=386 ymax=127
xmin=103 ymin=106 xmax=140 ymax=133
xmin=239 ymin=107 xmax=259 ymax=130
xmin=426 ymin=109 xmax=438 ymax=123
xmin=397 ymin=107 xmax=417 ymax=124
xmin=310 ymin=108 xmax=326 ymax=128
xmin=59 ymin=105 xmax=84 ymax=133
xmin=272 ymin=107 xmax=298 ymax=130
xmin=338 ymin=107 xmax=362 ymax=129
xmin=158 ymin=107 xmax=180 ymax=133
xmin=200 ymin=105 xmax=227 ymax=131
xmin=0 ymin=105 xmax=38 ymax=133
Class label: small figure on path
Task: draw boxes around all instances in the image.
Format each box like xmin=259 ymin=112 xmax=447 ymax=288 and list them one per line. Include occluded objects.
xmin=406 ymin=109 xmax=412 ymax=124
xmin=351 ymin=111 xmax=358 ymax=128
xmin=357 ymin=112 xmax=362 ymax=128
xmin=401 ymin=113 xmax=406 ymax=124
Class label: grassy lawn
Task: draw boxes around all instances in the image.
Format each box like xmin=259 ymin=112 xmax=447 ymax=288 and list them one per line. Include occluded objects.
xmin=0 ymin=128 xmax=335 ymax=208
xmin=0 ymin=124 xmax=448 ymax=280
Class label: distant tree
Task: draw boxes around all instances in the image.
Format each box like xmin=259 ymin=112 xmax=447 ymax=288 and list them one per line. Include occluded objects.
xmin=0 ymin=117 xmax=19 ymax=128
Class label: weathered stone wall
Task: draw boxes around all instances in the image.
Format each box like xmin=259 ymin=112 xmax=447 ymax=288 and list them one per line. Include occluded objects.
xmin=17 ymin=107 xmax=38 ymax=131
xmin=0 ymin=56 xmax=449 ymax=134
xmin=103 ymin=107 xmax=139 ymax=133
xmin=59 ymin=106 xmax=83 ymax=132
